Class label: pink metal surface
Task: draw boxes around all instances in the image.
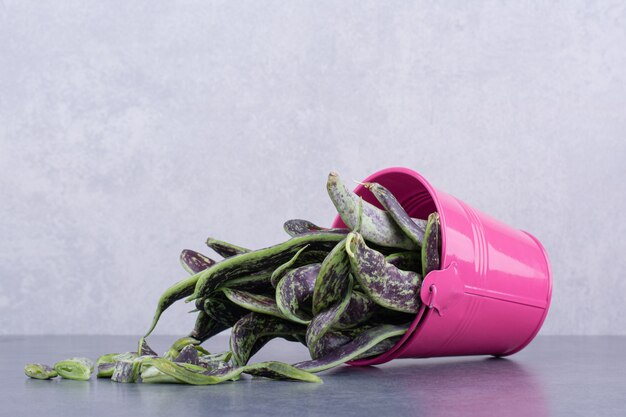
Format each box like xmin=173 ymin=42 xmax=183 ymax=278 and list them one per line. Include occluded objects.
xmin=333 ymin=167 xmax=553 ymax=365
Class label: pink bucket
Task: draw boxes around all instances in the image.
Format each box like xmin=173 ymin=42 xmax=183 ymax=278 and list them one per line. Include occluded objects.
xmin=331 ymin=167 xmax=553 ymax=365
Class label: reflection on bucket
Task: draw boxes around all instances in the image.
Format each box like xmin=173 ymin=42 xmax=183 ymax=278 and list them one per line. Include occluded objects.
xmin=332 ymin=167 xmax=552 ymax=365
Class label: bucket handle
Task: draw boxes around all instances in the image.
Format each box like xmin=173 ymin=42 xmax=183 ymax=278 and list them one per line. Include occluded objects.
xmin=420 ymin=261 xmax=463 ymax=316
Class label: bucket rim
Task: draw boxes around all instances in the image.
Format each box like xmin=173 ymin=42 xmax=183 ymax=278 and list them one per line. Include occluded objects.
xmin=334 ymin=166 xmax=445 ymax=366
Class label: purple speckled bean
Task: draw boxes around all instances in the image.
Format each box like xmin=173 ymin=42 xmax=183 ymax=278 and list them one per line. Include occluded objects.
xmin=283 ymin=219 xmax=349 ymax=238
xmin=312 ymin=238 xmax=350 ymax=315
xmin=143 ymin=358 xmax=243 ymax=385
xmin=174 ymin=345 xmax=200 ymax=366
xmin=364 ymin=182 xmax=428 ymax=247
xmin=198 ymin=351 xmax=232 ymax=371
xmin=180 ymin=249 xmax=216 ymax=274
xmin=203 ymin=294 xmax=248 ymax=328
xmin=294 ymin=323 xmax=410 ymax=373
xmin=111 ymin=358 xmax=142 ymax=383
xmin=354 ymin=336 xmax=401 ymax=360
xmin=205 ymin=238 xmax=250 ymax=258
xmin=275 ymin=263 xmax=320 ymax=324
xmin=138 ymin=337 xmax=158 ymax=357
xmin=230 ymin=313 xmax=305 ymax=366
xmin=24 ymin=364 xmax=57 ymax=380
xmin=347 ymin=232 xmax=422 ymax=314
xmin=270 ymin=248 xmax=329 ymax=288
xmin=385 ymin=251 xmax=422 ymax=272
xmin=190 ymin=233 xmax=346 ymax=302
xmin=221 ymin=288 xmax=286 ymax=320
xmin=334 ymin=290 xmax=378 ymax=330
xmin=243 ymin=362 xmax=321 ymax=383
xmin=218 ymin=271 xmax=273 ymax=292
xmin=421 ymin=212 xmax=441 ymax=277
xmin=270 ymin=246 xmax=308 ymax=288
xmin=144 ymin=274 xmax=202 ymax=337
xmin=306 ymin=276 xmax=353 ymax=358
xmin=188 ymin=310 xmax=228 ymax=342
xmin=309 ymin=332 xmax=352 ymax=359
xmin=326 ymin=172 xmax=414 ymax=249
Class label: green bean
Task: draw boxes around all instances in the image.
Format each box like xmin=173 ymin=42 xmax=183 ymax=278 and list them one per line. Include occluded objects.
xmin=275 ymin=264 xmax=320 ymax=324
xmin=203 ymin=293 xmax=249 ymax=328
xmin=31 ymin=173 xmax=448 ymax=386
xmin=230 ymin=313 xmax=306 ymax=366
xmin=312 ymin=238 xmax=350 ymax=315
xmin=217 ymin=271 xmax=273 ymax=292
xmin=338 ymin=324 xmax=377 ymax=338
xmin=189 ymin=233 xmax=346 ymax=302
xmin=195 ymin=345 xmax=211 ymax=355
xmin=96 ymin=352 xmax=137 ymax=378
xmin=270 ymin=250 xmax=328 ymax=289
xmin=180 ymin=250 xmax=234 ymax=343
xmin=111 ymin=358 xmax=143 ymax=383
xmin=138 ymin=337 xmax=158 ymax=357
xmin=422 ymin=212 xmax=441 ymax=277
xmin=181 ymin=242 xmax=237 ymax=341
xmin=333 ymin=290 xmax=378 ymax=330
xmin=139 ymin=359 xmax=208 ymax=384
xmin=96 ymin=354 xmax=118 ymax=378
xmin=201 ymin=350 xmax=232 ymax=362
xmin=205 ymin=237 xmax=250 ymax=258
xmin=354 ymin=336 xmax=401 ymax=360
xmin=140 ymin=365 xmax=182 ymax=384
xmin=163 ymin=336 xmax=209 ymax=361
xmin=270 ymin=246 xmax=309 ymax=287
xmin=312 ymin=326 xmax=394 ymax=360
xmin=97 ymin=365 xmax=116 ymax=379
xmin=173 ymin=345 xmax=200 ymax=365
xmin=306 ymin=276 xmax=353 ymax=358
xmin=141 ymin=358 xmax=243 ymax=385
xmin=221 ymin=288 xmax=286 ymax=320
xmin=179 ymin=256 xmax=236 ymax=344
xmin=276 ymin=263 xmax=376 ymax=330
xmin=294 ymin=323 xmax=409 ymax=373
xmin=171 ymin=336 xmax=201 ymax=351
xmin=180 ymin=249 xmax=216 ymax=274
xmin=144 ymin=273 xmax=204 ymax=337
xmin=326 ymin=172 xmax=414 ymax=249
xmin=247 ymin=336 xmax=272 ymax=361
xmin=283 ymin=219 xmax=348 ymax=238
xmin=141 ymin=361 xmax=232 ymax=383
xmin=310 ymin=332 xmax=352 ymax=360
xmin=24 ymin=364 xmax=57 ymax=380
xmin=189 ymin=310 xmax=228 ymax=342
xmin=54 ymin=357 xmax=93 ymax=381
xmin=180 ymin=362 xmax=213 ymax=372
xmin=243 ymin=362 xmax=322 ymax=383
xmin=347 ymin=232 xmax=422 ymax=314
xmin=198 ymin=351 xmax=232 ymax=370
xmin=143 ymin=357 xmax=243 ymax=385
xmin=363 ymin=182 xmax=428 ymax=247
xmin=385 ymin=251 xmax=422 ymax=272
xmin=179 ymin=246 xmax=235 ymax=343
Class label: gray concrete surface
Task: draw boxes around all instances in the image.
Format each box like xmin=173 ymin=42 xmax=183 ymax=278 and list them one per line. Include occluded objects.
xmin=3 ymin=335 xmax=625 ymax=417
xmin=1 ymin=1 xmax=626 ymax=336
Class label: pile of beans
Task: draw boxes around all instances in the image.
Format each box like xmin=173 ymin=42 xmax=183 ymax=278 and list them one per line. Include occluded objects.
xmin=25 ymin=172 xmax=440 ymax=384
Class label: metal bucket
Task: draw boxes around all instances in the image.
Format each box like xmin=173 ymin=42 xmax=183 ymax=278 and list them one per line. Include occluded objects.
xmin=332 ymin=167 xmax=552 ymax=365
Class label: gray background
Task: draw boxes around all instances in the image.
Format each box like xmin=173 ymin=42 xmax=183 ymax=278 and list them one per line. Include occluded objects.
xmin=1 ymin=1 xmax=624 ymax=336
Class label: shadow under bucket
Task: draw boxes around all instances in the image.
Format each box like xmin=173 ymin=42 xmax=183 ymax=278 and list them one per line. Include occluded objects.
xmin=331 ymin=167 xmax=553 ymax=366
